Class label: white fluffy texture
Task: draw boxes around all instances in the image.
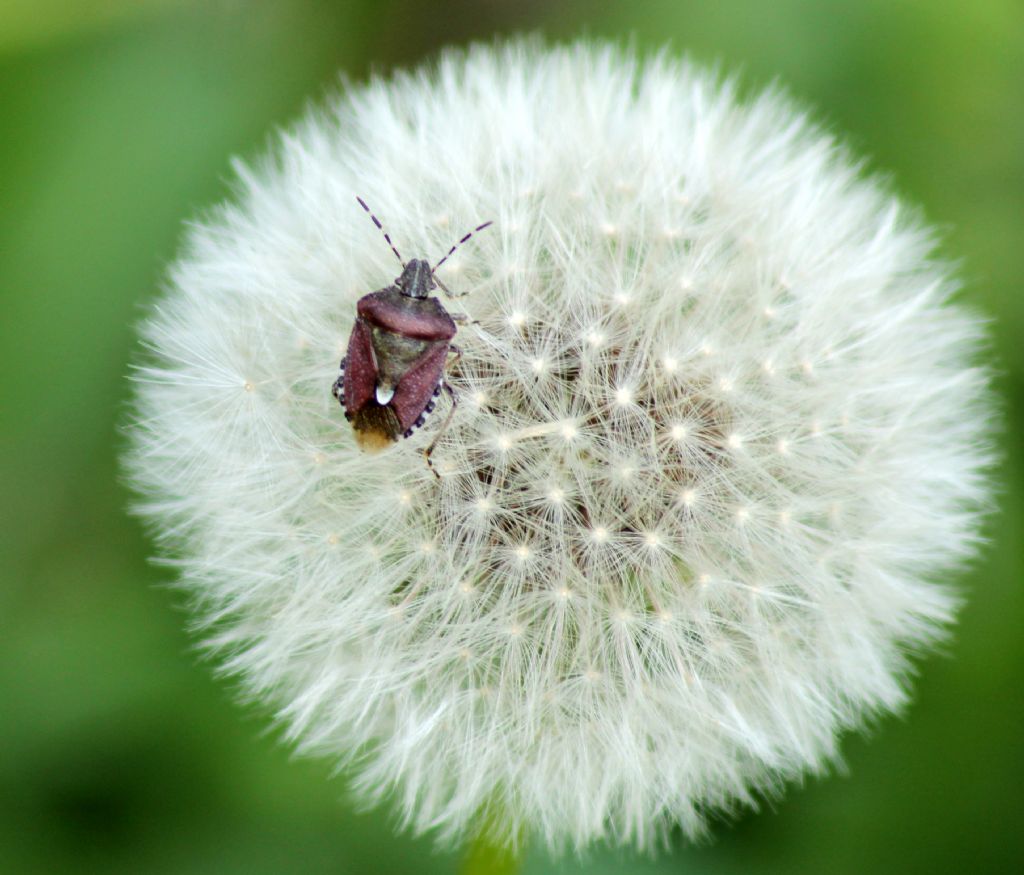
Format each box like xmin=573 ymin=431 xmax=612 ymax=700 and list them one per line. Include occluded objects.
xmin=128 ymin=42 xmax=993 ymax=850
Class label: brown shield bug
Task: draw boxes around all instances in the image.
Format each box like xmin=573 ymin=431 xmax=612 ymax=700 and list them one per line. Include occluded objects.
xmin=332 ymin=197 xmax=492 ymax=474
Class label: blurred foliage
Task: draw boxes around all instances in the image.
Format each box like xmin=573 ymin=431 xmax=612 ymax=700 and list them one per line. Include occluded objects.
xmin=0 ymin=1 xmax=1021 ymax=873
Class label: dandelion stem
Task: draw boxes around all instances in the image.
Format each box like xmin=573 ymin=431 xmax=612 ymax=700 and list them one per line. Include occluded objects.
xmin=459 ymin=812 xmax=523 ymax=875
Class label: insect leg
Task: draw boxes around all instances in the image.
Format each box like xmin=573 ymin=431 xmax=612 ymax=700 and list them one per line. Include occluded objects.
xmin=434 ymin=276 xmax=482 ymax=314
xmin=424 ymin=382 xmax=458 ymax=479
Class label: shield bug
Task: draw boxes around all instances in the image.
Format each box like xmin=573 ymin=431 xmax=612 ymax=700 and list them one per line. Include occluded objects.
xmin=332 ymin=197 xmax=492 ymax=474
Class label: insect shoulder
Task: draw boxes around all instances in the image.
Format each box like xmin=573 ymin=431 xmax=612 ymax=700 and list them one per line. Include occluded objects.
xmin=358 ymin=289 xmax=456 ymax=341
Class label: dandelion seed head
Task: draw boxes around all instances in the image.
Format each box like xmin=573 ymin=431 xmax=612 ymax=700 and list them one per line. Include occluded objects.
xmin=127 ymin=41 xmax=994 ymax=853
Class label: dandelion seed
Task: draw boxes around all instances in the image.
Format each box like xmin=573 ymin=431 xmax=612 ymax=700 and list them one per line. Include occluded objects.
xmin=615 ymin=464 xmax=636 ymax=482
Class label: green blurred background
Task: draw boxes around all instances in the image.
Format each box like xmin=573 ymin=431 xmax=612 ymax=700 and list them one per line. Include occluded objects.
xmin=1 ymin=1 xmax=1021 ymax=873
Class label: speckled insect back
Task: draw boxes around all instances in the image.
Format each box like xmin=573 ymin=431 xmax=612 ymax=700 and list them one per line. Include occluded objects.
xmin=333 ymin=197 xmax=492 ymax=469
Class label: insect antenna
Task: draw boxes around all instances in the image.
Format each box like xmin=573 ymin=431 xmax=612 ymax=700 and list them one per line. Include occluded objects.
xmin=433 ymin=220 xmax=494 ymax=272
xmin=356 ymin=196 xmax=403 ymax=265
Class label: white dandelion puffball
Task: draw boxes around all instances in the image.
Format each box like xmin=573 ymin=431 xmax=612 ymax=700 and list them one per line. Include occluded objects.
xmin=129 ymin=42 xmax=993 ymax=850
